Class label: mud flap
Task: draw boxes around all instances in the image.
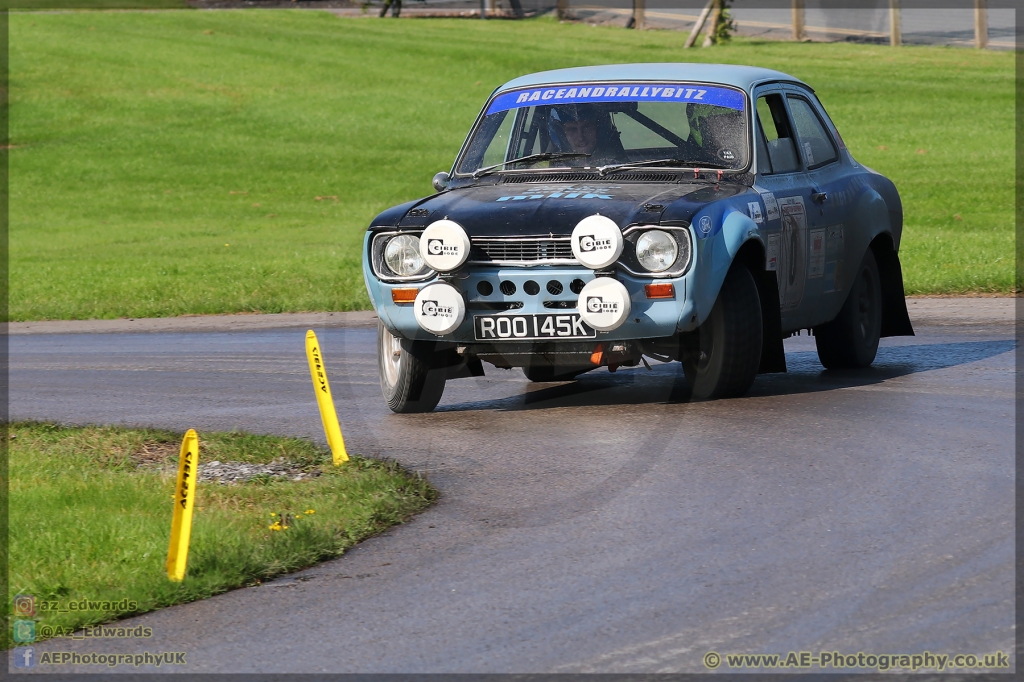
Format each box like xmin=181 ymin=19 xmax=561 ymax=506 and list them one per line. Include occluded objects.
xmin=754 ymin=269 xmax=787 ymax=373
xmin=873 ymin=243 xmax=915 ymax=337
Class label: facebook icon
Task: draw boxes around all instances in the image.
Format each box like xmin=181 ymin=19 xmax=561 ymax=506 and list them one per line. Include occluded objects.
xmin=13 ymin=647 xmax=35 ymax=668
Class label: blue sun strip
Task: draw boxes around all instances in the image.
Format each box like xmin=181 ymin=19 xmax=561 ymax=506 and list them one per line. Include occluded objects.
xmin=485 ymin=83 xmax=745 ymax=115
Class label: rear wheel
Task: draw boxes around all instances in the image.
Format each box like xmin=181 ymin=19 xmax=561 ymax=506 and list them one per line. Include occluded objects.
xmin=378 ymin=321 xmax=446 ymax=413
xmin=814 ymin=249 xmax=881 ymax=369
xmin=681 ymin=264 xmax=763 ymax=400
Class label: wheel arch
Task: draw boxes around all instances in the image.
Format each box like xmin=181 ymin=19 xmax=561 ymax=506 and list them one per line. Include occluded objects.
xmin=832 ymin=186 xmax=912 ymax=338
xmin=692 ymin=209 xmax=762 ymax=323
xmin=732 ymin=240 xmax=787 ymax=374
xmin=690 ymin=208 xmax=787 ymax=374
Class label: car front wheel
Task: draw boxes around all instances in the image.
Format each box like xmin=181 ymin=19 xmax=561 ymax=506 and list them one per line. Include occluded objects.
xmin=681 ymin=263 xmax=763 ymax=400
xmin=814 ymin=248 xmax=881 ymax=369
xmin=378 ymin=321 xmax=446 ymax=413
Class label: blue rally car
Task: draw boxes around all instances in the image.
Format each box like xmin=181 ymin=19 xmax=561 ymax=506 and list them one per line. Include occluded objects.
xmin=363 ymin=63 xmax=914 ymax=412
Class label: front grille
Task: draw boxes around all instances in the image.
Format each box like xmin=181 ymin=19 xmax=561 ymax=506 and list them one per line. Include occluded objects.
xmin=470 ymin=238 xmax=576 ymax=265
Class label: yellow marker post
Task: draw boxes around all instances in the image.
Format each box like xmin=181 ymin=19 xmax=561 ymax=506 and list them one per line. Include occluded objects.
xmin=305 ymin=330 xmax=349 ymax=465
xmin=166 ymin=429 xmax=199 ymax=582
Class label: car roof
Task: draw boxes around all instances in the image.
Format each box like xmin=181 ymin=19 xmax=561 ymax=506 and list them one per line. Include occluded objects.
xmin=496 ymin=63 xmax=808 ymax=94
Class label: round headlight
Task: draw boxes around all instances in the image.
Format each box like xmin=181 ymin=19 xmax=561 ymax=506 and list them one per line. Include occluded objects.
xmin=635 ymin=230 xmax=678 ymax=273
xmin=384 ymin=235 xmax=426 ymax=277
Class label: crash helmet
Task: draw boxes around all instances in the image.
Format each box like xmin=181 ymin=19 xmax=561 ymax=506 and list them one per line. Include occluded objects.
xmin=547 ymin=103 xmax=607 ymax=154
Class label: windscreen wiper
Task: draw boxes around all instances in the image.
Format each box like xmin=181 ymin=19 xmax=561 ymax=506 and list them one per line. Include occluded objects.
xmin=472 ymin=152 xmax=592 ymax=179
xmin=597 ymin=158 xmax=731 ymax=176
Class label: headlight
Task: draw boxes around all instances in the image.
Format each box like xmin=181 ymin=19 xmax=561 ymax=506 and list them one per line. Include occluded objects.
xmin=384 ymin=235 xmax=426 ymax=277
xmin=635 ymin=230 xmax=678 ymax=273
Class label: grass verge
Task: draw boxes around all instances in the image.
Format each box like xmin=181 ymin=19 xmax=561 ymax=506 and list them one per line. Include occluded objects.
xmin=6 ymin=421 xmax=437 ymax=649
xmin=9 ymin=12 xmax=1014 ymax=320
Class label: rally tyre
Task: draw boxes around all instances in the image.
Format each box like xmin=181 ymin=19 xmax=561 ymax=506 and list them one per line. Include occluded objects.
xmin=682 ymin=263 xmax=763 ymax=400
xmin=377 ymin=321 xmax=446 ymax=413
xmin=814 ymin=248 xmax=881 ymax=369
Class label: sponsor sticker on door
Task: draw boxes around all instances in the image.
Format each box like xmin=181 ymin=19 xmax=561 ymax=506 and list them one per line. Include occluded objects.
xmin=808 ymin=228 xmax=826 ymax=278
xmin=747 ymin=201 xmax=764 ymax=224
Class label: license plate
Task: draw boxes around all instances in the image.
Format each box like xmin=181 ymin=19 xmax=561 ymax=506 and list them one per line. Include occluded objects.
xmin=473 ymin=313 xmax=596 ymax=341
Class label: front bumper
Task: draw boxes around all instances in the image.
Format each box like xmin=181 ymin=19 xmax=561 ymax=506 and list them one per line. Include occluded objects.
xmin=365 ymin=263 xmax=699 ymax=343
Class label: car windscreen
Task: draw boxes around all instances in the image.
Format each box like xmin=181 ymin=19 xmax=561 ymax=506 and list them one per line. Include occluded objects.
xmin=456 ymin=82 xmax=748 ymax=175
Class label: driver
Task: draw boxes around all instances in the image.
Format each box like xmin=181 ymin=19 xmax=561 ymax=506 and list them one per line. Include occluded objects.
xmin=547 ymin=104 xmax=625 ymax=164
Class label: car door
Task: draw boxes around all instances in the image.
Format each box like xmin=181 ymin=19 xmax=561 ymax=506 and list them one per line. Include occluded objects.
xmin=750 ymin=86 xmax=817 ymax=332
xmin=781 ymin=85 xmax=849 ymax=326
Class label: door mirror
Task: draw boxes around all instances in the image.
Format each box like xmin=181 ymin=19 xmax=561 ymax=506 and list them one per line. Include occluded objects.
xmin=432 ymin=171 xmax=450 ymax=192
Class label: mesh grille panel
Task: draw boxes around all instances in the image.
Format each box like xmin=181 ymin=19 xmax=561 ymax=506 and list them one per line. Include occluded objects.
xmin=470 ymin=238 xmax=575 ymax=264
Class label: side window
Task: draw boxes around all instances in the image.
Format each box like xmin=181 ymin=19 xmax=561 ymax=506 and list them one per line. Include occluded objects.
xmin=787 ymin=96 xmax=838 ymax=169
xmin=755 ymin=94 xmax=799 ymax=173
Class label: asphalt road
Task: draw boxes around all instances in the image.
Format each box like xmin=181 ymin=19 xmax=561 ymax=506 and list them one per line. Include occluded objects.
xmin=8 ymin=302 xmax=1016 ymax=674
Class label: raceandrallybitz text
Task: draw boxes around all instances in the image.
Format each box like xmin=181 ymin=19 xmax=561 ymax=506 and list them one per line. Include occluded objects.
xmin=703 ymin=650 xmax=1010 ymax=671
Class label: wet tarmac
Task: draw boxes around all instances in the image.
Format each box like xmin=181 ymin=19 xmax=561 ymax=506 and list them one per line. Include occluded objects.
xmin=8 ymin=311 xmax=1015 ymax=673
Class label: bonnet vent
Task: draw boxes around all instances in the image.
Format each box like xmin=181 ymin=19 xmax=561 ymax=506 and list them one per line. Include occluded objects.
xmin=502 ymin=172 xmax=682 ymax=184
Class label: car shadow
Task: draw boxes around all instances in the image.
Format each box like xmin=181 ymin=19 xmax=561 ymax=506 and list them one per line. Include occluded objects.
xmin=435 ymin=339 xmax=1015 ymax=412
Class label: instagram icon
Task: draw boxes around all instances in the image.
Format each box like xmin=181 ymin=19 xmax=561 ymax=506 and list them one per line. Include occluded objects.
xmin=13 ymin=594 xmax=35 ymax=617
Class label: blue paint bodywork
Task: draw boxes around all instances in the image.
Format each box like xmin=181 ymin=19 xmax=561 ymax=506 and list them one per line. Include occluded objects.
xmin=362 ymin=63 xmax=910 ymax=356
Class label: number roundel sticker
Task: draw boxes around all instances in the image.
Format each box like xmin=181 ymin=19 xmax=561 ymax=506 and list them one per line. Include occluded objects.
xmin=571 ymin=214 xmax=624 ymax=269
xmin=420 ymin=220 xmax=471 ymax=272
xmin=577 ymin=277 xmax=631 ymax=332
xmin=414 ymin=282 xmax=466 ymax=336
